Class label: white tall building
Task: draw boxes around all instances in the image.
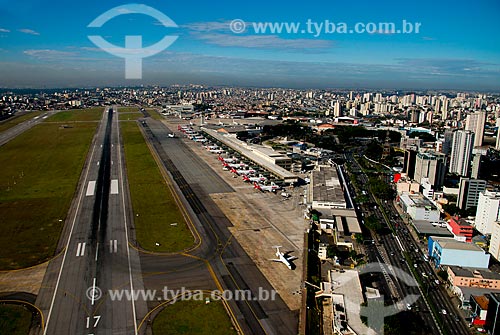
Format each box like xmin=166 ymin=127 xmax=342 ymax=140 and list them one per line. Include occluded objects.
xmin=334 ymin=101 xmax=342 ymax=117
xmin=489 ymin=221 xmax=500 ymax=260
xmin=465 ymin=111 xmax=486 ymax=147
xmin=449 ymin=130 xmax=475 ymax=176
xmin=442 ymin=98 xmax=449 ymax=120
xmin=475 ymin=190 xmax=500 ymax=235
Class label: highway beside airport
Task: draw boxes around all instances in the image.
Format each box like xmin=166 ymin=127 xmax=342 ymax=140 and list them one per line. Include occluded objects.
xmin=35 ymin=107 xmax=147 ymax=335
xmin=345 ymin=151 xmax=471 ymax=335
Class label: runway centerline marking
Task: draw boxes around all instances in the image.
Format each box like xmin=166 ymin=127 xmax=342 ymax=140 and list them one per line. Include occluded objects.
xmin=76 ymin=242 xmax=86 ymax=257
xmin=42 ymin=109 xmax=105 ymax=335
xmin=110 ymin=239 xmax=118 ymax=253
xmin=110 ymin=179 xmax=119 ymax=194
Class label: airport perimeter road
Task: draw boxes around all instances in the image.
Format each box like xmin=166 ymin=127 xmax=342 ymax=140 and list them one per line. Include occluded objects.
xmin=0 ymin=111 xmax=57 ymax=146
xmin=35 ymin=107 xmax=147 ymax=335
xmin=139 ymin=118 xmax=298 ymax=335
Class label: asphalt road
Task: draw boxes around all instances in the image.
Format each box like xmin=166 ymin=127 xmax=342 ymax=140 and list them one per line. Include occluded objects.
xmin=35 ymin=107 xmax=147 ymax=335
xmin=345 ymin=151 xmax=471 ymax=335
xmin=139 ymin=118 xmax=298 ymax=335
xmin=0 ymin=111 xmax=57 ymax=146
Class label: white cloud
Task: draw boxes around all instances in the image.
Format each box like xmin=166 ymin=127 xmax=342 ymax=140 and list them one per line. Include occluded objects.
xmin=24 ymin=49 xmax=76 ymax=59
xmin=192 ymin=33 xmax=333 ymax=50
xmin=18 ymin=28 xmax=40 ymax=35
xmin=0 ymin=28 xmax=10 ymax=33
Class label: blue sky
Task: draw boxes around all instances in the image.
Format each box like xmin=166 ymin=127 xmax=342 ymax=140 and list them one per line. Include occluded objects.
xmin=0 ymin=0 xmax=499 ymax=90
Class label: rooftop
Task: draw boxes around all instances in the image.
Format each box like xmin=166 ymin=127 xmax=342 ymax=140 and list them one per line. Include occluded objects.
xmin=471 ymin=295 xmax=489 ymax=310
xmin=311 ymin=166 xmax=346 ymax=206
xmin=432 ymin=236 xmax=486 ymax=252
xmin=400 ymin=192 xmax=437 ymax=209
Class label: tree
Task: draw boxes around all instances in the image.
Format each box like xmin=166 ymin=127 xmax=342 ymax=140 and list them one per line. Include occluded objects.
xmin=366 ymin=141 xmax=383 ymax=161
xmin=368 ymin=177 xmax=395 ymax=200
xmin=365 ymin=215 xmax=383 ymax=231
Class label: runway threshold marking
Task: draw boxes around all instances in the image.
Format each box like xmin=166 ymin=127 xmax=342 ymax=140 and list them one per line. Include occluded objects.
xmin=86 ymin=181 xmax=96 ymax=196
xmin=110 ymin=179 xmax=119 ymax=194
xmin=76 ymin=242 xmax=86 ymax=257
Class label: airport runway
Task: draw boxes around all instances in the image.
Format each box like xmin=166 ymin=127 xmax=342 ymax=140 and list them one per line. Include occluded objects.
xmin=0 ymin=111 xmax=57 ymax=146
xmin=139 ymin=118 xmax=298 ymax=335
xmin=35 ymin=107 xmax=147 ymax=335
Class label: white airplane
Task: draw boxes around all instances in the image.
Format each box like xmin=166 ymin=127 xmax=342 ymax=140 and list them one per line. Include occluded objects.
xmin=242 ymin=174 xmax=267 ymax=183
xmin=269 ymin=246 xmax=297 ymax=270
xmin=254 ymin=182 xmax=280 ymax=192
xmin=235 ymin=169 xmax=255 ymax=176
xmin=219 ymin=157 xmax=238 ymax=164
xmin=227 ymin=162 xmax=248 ymax=169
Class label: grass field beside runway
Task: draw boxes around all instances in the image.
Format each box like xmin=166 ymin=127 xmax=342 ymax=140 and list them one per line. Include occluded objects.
xmin=118 ymin=113 xmax=143 ymax=121
xmin=0 ymin=122 xmax=97 ymax=270
xmin=117 ymin=107 xmax=140 ymax=113
xmin=120 ymin=122 xmax=194 ymax=252
xmin=145 ymin=108 xmax=164 ymax=120
xmin=0 ymin=305 xmax=32 ymax=335
xmin=152 ymin=299 xmax=236 ymax=335
xmin=44 ymin=108 xmax=103 ymax=122
xmin=0 ymin=111 xmax=43 ymax=133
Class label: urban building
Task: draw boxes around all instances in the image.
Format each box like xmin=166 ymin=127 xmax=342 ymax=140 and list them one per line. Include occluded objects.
xmin=470 ymin=295 xmax=489 ymax=326
xmin=449 ymin=130 xmax=475 ymax=176
xmin=475 ymin=190 xmax=500 ymax=235
xmin=486 ymin=293 xmax=500 ymax=335
xmin=428 ymin=237 xmax=490 ymax=268
xmin=403 ymin=148 xmax=418 ymax=179
xmin=398 ymin=192 xmax=440 ymax=223
xmin=447 ymin=216 xmax=474 ymax=242
xmin=414 ymin=151 xmax=446 ymax=188
xmin=489 ymin=221 xmax=500 ymax=261
xmin=465 ymin=111 xmax=486 ymax=147
xmin=309 ymin=165 xmax=347 ymax=209
xmin=446 ymin=266 xmax=500 ymax=290
xmin=457 ymin=178 xmax=487 ymax=210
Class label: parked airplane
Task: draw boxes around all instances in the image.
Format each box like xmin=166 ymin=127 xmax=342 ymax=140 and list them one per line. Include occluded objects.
xmin=254 ymin=182 xmax=280 ymax=192
xmin=226 ymin=162 xmax=248 ymax=169
xmin=219 ymin=157 xmax=238 ymax=163
xmin=269 ymin=246 xmax=297 ymax=270
xmin=242 ymin=174 xmax=267 ymax=183
xmin=235 ymin=169 xmax=255 ymax=176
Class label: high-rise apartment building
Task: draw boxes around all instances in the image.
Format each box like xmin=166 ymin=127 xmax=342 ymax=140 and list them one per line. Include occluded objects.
xmin=414 ymin=152 xmax=446 ymax=188
xmin=457 ymin=178 xmax=487 ymax=210
xmin=475 ymin=190 xmax=500 ymax=235
xmin=465 ymin=111 xmax=486 ymax=147
xmin=449 ymin=130 xmax=475 ymax=176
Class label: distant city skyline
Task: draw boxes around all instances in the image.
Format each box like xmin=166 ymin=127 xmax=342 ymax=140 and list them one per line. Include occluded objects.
xmin=0 ymin=0 xmax=499 ymax=90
